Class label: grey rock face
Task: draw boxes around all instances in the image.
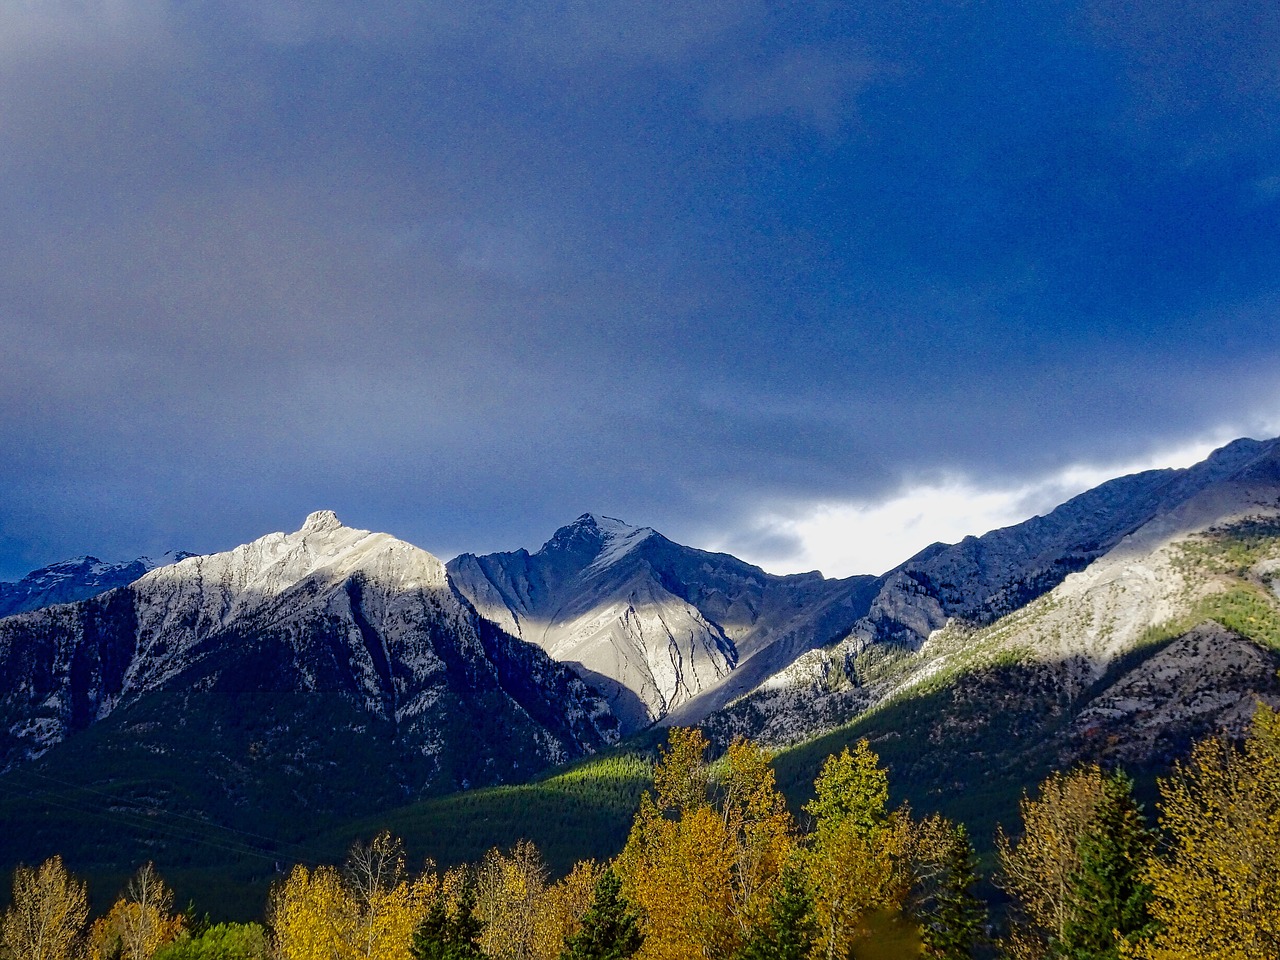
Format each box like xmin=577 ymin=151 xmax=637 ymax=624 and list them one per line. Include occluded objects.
xmin=710 ymin=437 xmax=1280 ymax=755
xmin=449 ymin=514 xmax=879 ymax=731
xmin=847 ymin=437 xmax=1280 ymax=655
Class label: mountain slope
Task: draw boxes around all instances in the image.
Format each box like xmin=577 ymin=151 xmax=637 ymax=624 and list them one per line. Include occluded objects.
xmin=0 ymin=511 xmax=618 ymax=806
xmin=710 ymin=439 xmax=1280 ymax=756
xmin=448 ymin=514 xmax=878 ymax=730
xmin=847 ymin=437 xmax=1280 ymax=655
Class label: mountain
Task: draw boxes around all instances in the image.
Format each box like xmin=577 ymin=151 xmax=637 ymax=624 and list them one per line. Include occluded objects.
xmin=0 ymin=511 xmax=618 ymax=818
xmin=843 ymin=437 xmax=1280 ymax=655
xmin=448 ymin=514 xmax=880 ymax=731
xmin=707 ymin=437 xmax=1280 ymax=765
xmin=451 ymin=441 xmax=1280 ymax=736
xmin=0 ymin=552 xmax=193 ymax=619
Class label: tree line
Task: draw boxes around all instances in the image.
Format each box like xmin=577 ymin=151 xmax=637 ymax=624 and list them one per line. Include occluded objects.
xmin=4 ymin=705 xmax=1279 ymax=960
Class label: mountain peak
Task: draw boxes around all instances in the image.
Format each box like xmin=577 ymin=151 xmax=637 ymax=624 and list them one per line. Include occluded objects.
xmin=571 ymin=513 xmax=639 ymax=535
xmin=549 ymin=514 xmax=656 ymax=569
xmin=301 ymin=510 xmax=344 ymax=535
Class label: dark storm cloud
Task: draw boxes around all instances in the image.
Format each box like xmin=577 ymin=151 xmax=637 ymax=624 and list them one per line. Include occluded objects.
xmin=1 ymin=0 xmax=1278 ymax=577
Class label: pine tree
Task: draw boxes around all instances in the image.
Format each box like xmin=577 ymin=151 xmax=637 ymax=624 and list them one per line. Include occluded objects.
xmin=1058 ymin=772 xmax=1156 ymax=960
xmin=733 ymin=865 xmax=816 ymax=960
xmin=996 ymin=765 xmax=1108 ymax=960
xmin=410 ymin=885 xmax=485 ymax=960
xmin=558 ymin=868 xmax=642 ymax=960
xmin=920 ymin=824 xmax=985 ymax=960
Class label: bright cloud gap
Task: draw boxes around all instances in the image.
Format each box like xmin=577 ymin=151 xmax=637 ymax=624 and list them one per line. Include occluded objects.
xmin=721 ymin=430 xmax=1268 ymax=580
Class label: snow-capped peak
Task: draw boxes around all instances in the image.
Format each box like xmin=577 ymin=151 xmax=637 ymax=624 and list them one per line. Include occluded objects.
xmin=301 ymin=509 xmax=344 ymax=534
xmin=134 ymin=511 xmax=449 ymax=634
xmin=581 ymin=514 xmax=656 ymax=570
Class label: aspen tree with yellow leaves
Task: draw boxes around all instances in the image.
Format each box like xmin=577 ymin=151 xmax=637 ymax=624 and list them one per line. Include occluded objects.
xmin=716 ymin=738 xmax=795 ymax=938
xmin=474 ymin=840 xmax=550 ymax=960
xmin=270 ymin=833 xmax=435 ymax=960
xmin=995 ymin=765 xmax=1108 ymax=960
xmin=88 ymin=862 xmax=185 ymax=960
xmin=1128 ymin=704 xmax=1280 ymax=960
xmin=616 ymin=728 xmax=794 ymax=960
xmin=531 ymin=859 xmax=601 ymax=960
xmin=269 ymin=864 xmax=356 ymax=960
xmin=802 ymin=741 xmax=914 ymax=960
xmin=1 ymin=855 xmax=89 ymax=960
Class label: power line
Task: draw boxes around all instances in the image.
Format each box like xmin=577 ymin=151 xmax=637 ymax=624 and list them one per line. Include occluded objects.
xmin=0 ymin=774 xmax=329 ymax=868
xmin=9 ymin=767 xmax=330 ymax=865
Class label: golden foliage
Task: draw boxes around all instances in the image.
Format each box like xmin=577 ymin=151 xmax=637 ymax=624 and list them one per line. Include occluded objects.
xmin=88 ymin=862 xmax=185 ymax=960
xmin=1 ymin=855 xmax=89 ymax=960
xmin=802 ymin=741 xmax=916 ymax=960
xmin=806 ymin=805 xmax=915 ymax=959
xmin=1128 ymin=705 xmax=1280 ymax=960
xmin=529 ymin=859 xmax=600 ymax=960
xmin=617 ymin=729 xmax=794 ymax=960
xmin=996 ymin=765 xmax=1107 ymax=960
xmin=717 ymin=738 xmax=795 ymax=939
xmin=269 ymin=865 xmax=354 ymax=960
xmin=269 ymin=833 xmax=434 ymax=960
xmin=474 ymin=839 xmax=549 ymax=960
xmin=619 ymin=799 xmax=737 ymax=960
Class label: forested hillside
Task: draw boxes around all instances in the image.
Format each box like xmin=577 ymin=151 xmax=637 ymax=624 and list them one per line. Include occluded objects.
xmin=6 ymin=712 xmax=1279 ymax=960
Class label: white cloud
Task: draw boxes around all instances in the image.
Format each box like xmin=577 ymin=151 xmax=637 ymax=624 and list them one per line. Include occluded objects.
xmin=718 ymin=422 xmax=1280 ymax=578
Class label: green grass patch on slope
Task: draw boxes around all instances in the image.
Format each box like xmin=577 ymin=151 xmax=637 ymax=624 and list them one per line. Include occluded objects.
xmin=1174 ymin=515 xmax=1280 ymax=576
xmin=1196 ymin=584 xmax=1280 ymax=651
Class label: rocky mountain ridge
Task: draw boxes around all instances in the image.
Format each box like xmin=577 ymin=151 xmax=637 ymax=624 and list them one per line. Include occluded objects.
xmin=448 ymin=514 xmax=879 ymax=731
xmin=3 ymin=440 xmax=1280 ymax=905
xmin=0 ymin=511 xmax=617 ymax=806
xmin=707 ymin=439 xmax=1280 ymax=762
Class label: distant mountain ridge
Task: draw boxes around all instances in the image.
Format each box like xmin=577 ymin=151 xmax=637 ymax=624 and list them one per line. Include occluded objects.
xmin=843 ymin=436 xmax=1280 ymax=656
xmin=449 ymin=440 xmax=1280 ymax=734
xmin=0 ymin=551 xmax=193 ymax=619
xmin=3 ymin=439 xmax=1280 ymax=909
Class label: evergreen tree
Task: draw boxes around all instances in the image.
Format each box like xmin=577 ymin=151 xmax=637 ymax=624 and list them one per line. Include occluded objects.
xmin=920 ymin=824 xmax=986 ymax=960
xmin=733 ymin=865 xmax=816 ymax=960
xmin=410 ymin=885 xmax=485 ymax=960
xmin=559 ymin=868 xmax=642 ymax=960
xmin=1058 ymin=772 xmax=1155 ymax=960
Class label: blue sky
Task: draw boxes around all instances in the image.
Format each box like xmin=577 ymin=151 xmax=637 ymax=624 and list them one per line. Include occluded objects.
xmin=1 ymin=0 xmax=1278 ymax=579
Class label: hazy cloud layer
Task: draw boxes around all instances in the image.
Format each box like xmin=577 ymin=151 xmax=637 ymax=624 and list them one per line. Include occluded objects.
xmin=2 ymin=0 xmax=1279 ymax=577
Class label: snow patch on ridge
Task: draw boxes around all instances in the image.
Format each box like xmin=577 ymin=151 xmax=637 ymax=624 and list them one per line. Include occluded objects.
xmin=584 ymin=515 xmax=655 ymax=572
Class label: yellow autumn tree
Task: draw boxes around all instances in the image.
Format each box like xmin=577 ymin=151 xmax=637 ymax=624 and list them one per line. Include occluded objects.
xmin=716 ymin=737 xmax=796 ymax=938
xmin=269 ymin=864 xmax=355 ymax=960
xmin=529 ymin=859 xmax=600 ymax=960
xmin=270 ymin=833 xmax=435 ymax=960
xmin=1 ymin=855 xmax=89 ymax=960
xmin=474 ymin=839 xmax=549 ymax=960
xmin=617 ymin=728 xmax=794 ymax=960
xmin=995 ymin=765 xmax=1108 ymax=960
xmin=1128 ymin=705 xmax=1280 ymax=960
xmin=802 ymin=741 xmax=915 ymax=960
xmin=88 ymin=862 xmax=185 ymax=960
xmin=344 ymin=833 xmax=437 ymax=960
